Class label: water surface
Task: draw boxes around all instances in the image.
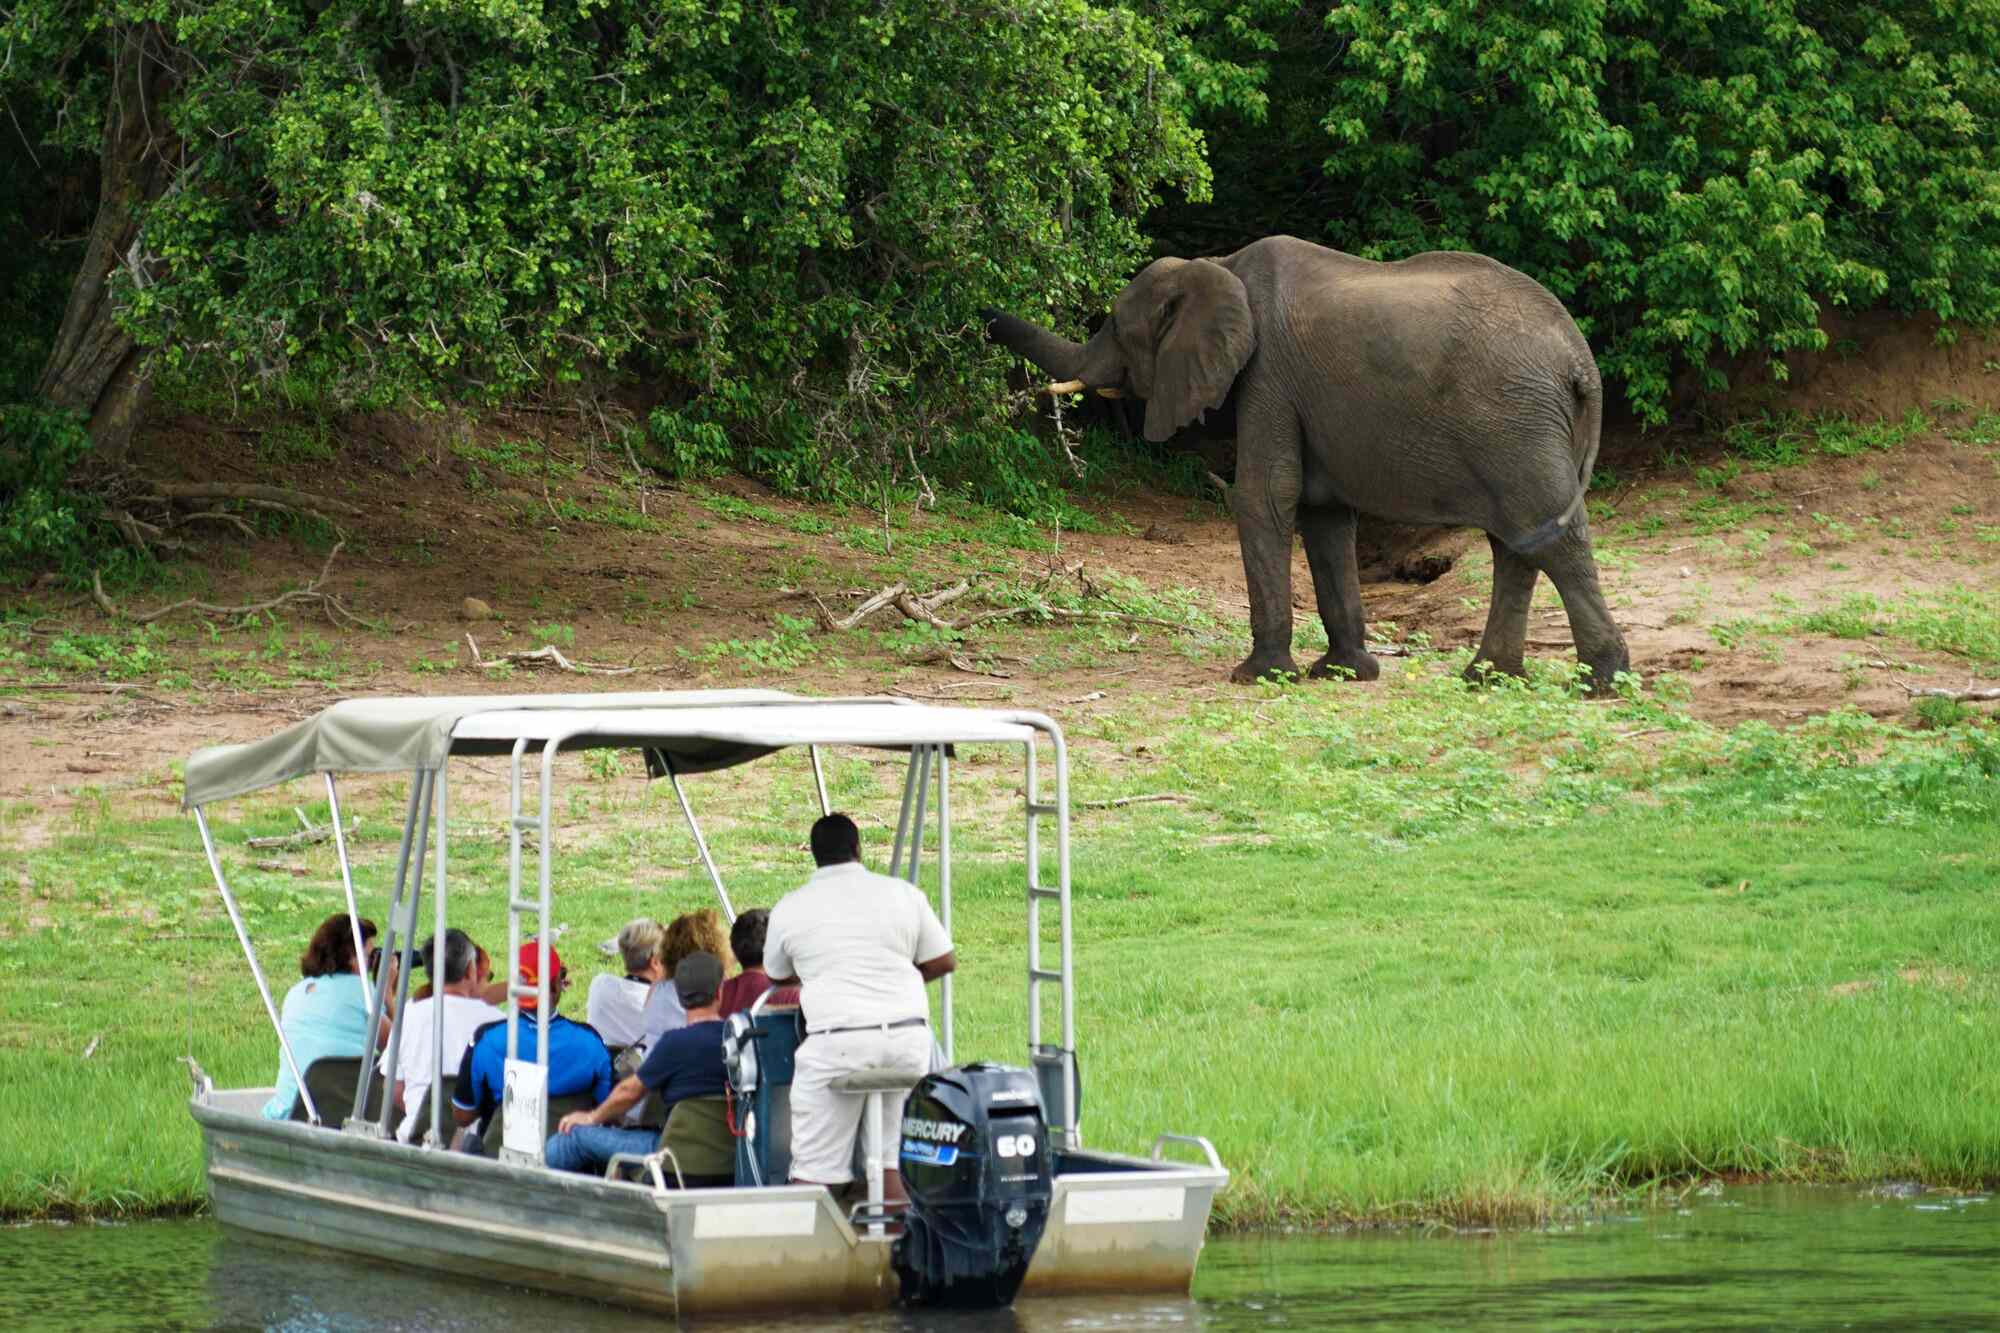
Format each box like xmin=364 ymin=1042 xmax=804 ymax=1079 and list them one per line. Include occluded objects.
xmin=6 ymin=1185 xmax=1994 ymax=1330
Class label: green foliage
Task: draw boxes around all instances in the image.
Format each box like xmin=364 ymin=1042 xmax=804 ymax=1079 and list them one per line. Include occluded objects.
xmin=1 ymin=0 xmax=1209 ymax=511
xmin=0 ymin=404 xmax=131 ymax=582
xmin=1165 ymin=1 xmax=2000 ymax=424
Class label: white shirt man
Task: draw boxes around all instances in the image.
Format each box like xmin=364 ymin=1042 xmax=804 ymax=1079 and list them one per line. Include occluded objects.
xmin=381 ymin=929 xmax=501 ymax=1143
xmin=764 ymin=813 xmax=955 ymax=1194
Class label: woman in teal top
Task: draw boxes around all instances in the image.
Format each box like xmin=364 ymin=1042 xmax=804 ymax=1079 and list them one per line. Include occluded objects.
xmin=262 ymin=913 xmax=393 ymax=1120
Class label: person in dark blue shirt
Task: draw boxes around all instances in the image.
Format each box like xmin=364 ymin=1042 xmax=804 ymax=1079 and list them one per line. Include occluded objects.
xmin=451 ymin=939 xmax=613 ymax=1136
xmin=545 ymin=951 xmax=728 ymax=1175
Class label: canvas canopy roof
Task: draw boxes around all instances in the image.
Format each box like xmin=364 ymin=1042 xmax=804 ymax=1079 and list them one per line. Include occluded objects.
xmin=181 ymin=690 xmax=1042 ymax=808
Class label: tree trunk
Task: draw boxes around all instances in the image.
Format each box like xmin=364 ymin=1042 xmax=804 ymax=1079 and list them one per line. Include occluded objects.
xmin=35 ymin=26 xmax=178 ymax=466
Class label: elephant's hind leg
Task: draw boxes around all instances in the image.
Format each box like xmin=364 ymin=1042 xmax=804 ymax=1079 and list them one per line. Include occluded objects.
xmin=1465 ymin=534 xmax=1538 ymax=683
xmin=1527 ymin=519 xmax=1631 ymax=695
xmin=1299 ymin=503 xmax=1379 ymax=681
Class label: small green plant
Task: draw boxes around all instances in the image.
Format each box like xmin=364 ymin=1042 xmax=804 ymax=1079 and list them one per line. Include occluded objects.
xmin=1912 ymin=695 xmax=1973 ymax=730
xmin=529 ymin=622 xmax=576 ymax=647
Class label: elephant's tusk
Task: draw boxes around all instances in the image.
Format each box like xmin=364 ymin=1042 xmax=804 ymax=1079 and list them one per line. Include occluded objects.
xmin=1039 ymin=380 xmax=1126 ymax=400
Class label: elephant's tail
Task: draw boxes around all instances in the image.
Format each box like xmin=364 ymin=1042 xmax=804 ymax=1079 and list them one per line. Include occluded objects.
xmin=1508 ymin=362 xmax=1602 ymax=556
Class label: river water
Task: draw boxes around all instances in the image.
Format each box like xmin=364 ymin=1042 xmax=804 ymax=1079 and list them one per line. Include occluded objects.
xmin=5 ymin=1185 xmax=1995 ymax=1330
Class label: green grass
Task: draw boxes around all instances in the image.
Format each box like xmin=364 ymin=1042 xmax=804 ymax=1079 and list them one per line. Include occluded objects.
xmin=2 ymin=662 xmax=1998 ymax=1224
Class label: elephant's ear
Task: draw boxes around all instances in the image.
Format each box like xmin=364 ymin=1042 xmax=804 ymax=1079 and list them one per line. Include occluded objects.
xmin=1144 ymin=260 xmax=1255 ymax=444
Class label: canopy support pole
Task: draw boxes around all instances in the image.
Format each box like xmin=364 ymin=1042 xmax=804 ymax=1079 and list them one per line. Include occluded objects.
xmin=195 ymin=805 xmax=320 ymax=1125
xmin=1052 ymin=728 xmax=1076 ymax=1146
xmin=938 ymin=749 xmax=953 ymax=1063
xmin=1022 ymin=727 xmax=1079 ymax=1147
xmin=430 ymin=761 xmax=449 ymax=1150
xmin=664 ymin=755 xmax=735 ymax=924
xmin=323 ymin=773 xmax=364 ymax=976
xmin=808 ymin=745 xmax=831 ymax=816
xmin=889 ymin=749 xmax=921 ymax=874
xmin=364 ymin=772 xmax=431 ymax=1140
xmin=356 ymin=776 xmax=424 ymax=1133
xmin=905 ymin=746 xmax=933 ymax=883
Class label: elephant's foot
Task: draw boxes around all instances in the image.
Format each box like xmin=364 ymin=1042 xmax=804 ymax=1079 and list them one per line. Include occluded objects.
xmin=1462 ymin=654 xmax=1526 ymax=687
xmin=1308 ymin=649 xmax=1380 ymax=682
xmin=1230 ymin=651 xmax=1300 ymax=685
xmin=1579 ymin=644 xmax=1634 ymax=698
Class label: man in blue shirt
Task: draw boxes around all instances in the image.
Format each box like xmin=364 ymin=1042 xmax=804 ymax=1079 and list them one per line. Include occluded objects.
xmin=452 ymin=939 xmax=613 ymax=1137
xmin=544 ymin=950 xmax=728 ymax=1175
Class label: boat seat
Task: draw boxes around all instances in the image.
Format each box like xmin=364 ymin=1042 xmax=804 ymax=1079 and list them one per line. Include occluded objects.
xmin=660 ymin=1097 xmax=734 ymax=1185
xmin=288 ymin=1057 xmax=387 ymax=1130
xmin=404 ymin=1076 xmax=458 ymax=1144
xmin=479 ymin=1090 xmax=601 ymax=1159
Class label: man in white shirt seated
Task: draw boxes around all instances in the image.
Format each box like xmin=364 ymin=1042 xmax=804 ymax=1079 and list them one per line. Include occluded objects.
xmin=382 ymin=928 xmax=502 ymax=1143
xmin=587 ymin=918 xmax=682 ymax=1051
xmin=764 ymin=813 xmax=955 ymax=1200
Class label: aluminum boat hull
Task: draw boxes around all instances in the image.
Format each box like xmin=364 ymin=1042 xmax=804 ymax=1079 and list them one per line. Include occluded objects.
xmin=193 ymin=1088 xmax=1226 ymax=1317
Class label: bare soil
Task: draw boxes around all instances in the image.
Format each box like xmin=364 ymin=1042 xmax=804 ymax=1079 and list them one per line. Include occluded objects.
xmin=5 ymin=332 xmax=1998 ymax=839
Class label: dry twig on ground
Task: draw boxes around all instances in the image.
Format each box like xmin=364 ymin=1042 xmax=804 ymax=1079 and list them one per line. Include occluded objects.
xmin=1074 ymin=793 xmax=1191 ymax=809
xmin=1899 ymin=680 xmax=2000 ymax=703
xmin=247 ymin=811 xmax=355 ymax=851
xmin=93 ymin=541 xmax=372 ymax=627
xmin=466 ymin=636 xmax=636 ymax=676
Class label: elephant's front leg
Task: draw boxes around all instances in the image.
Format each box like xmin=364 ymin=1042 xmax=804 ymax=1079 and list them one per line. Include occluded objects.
xmin=1298 ymin=503 xmax=1380 ymax=681
xmin=1228 ymin=403 xmax=1303 ymax=683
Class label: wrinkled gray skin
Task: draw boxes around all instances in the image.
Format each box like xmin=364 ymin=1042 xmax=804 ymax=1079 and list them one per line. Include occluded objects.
xmin=987 ymin=235 xmax=1631 ymax=690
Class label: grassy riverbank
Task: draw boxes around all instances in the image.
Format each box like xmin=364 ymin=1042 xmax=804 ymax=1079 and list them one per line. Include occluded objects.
xmin=3 ymin=657 xmax=1996 ymax=1225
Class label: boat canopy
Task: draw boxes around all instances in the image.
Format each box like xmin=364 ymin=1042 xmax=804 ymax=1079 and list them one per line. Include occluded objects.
xmin=181 ymin=690 xmax=1041 ymax=808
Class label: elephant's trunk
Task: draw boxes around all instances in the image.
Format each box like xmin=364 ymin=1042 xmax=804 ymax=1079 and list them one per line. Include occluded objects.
xmin=983 ymin=311 xmax=1088 ymax=381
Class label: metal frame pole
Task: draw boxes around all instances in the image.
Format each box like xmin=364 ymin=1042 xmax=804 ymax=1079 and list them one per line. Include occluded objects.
xmin=371 ymin=772 xmax=431 ymax=1138
xmin=1052 ymin=729 xmax=1076 ymax=1145
xmin=665 ymin=756 xmax=736 ymax=924
xmin=536 ymin=738 xmax=556 ymax=1088
xmin=505 ymin=738 xmax=529 ymax=1071
xmin=196 ymin=806 xmax=321 ymax=1124
xmin=357 ymin=776 xmax=426 ymax=1131
xmin=1025 ymin=740 xmax=1041 ymax=1055
xmin=323 ymin=773 xmax=364 ymax=973
xmin=889 ymin=749 xmax=921 ymax=874
xmin=902 ymin=746 xmax=933 ymax=883
xmin=808 ymin=745 xmax=831 ymax=817
xmin=430 ymin=760 xmax=449 ymax=1149
xmin=938 ymin=749 xmax=953 ymax=1063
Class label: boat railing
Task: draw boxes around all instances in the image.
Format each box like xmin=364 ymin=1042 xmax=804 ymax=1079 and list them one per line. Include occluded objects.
xmin=605 ymin=1146 xmax=688 ymax=1192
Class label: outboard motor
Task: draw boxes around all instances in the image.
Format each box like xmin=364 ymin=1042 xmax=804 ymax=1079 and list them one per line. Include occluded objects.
xmin=894 ymin=1062 xmax=1053 ymax=1309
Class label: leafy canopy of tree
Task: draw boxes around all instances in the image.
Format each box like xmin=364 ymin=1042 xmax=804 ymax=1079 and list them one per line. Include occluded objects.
xmin=1164 ymin=0 xmax=2000 ymax=422
xmin=1 ymin=0 xmax=1997 ymax=517
xmin=1 ymin=0 xmax=1208 ymax=508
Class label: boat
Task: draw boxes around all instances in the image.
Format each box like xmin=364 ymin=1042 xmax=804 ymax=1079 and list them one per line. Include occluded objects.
xmin=182 ymin=690 xmax=1228 ymax=1316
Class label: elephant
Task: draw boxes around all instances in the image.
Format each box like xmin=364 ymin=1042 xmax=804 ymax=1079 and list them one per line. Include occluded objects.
xmin=984 ymin=235 xmax=1631 ymax=691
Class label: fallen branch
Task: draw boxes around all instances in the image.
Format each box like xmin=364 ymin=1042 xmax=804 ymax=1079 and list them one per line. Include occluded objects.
xmin=469 ymin=639 xmax=635 ymax=676
xmin=1899 ymin=681 xmax=2000 ymax=702
xmin=247 ymin=814 xmax=355 ymax=851
xmin=254 ymin=859 xmax=312 ymax=877
xmin=1076 ymin=793 xmax=1190 ymax=809
xmin=93 ymin=541 xmax=371 ymax=628
xmin=813 ymin=584 xmax=905 ymax=631
xmin=151 ymin=482 xmax=364 ymax=518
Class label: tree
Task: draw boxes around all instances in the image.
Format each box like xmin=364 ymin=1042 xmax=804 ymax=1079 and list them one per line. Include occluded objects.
xmin=1157 ymin=0 xmax=2000 ymax=422
xmin=1 ymin=0 xmax=1212 ymax=492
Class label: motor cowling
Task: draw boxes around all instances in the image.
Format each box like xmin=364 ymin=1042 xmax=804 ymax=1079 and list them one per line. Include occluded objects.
xmin=894 ymin=1062 xmax=1053 ymax=1308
